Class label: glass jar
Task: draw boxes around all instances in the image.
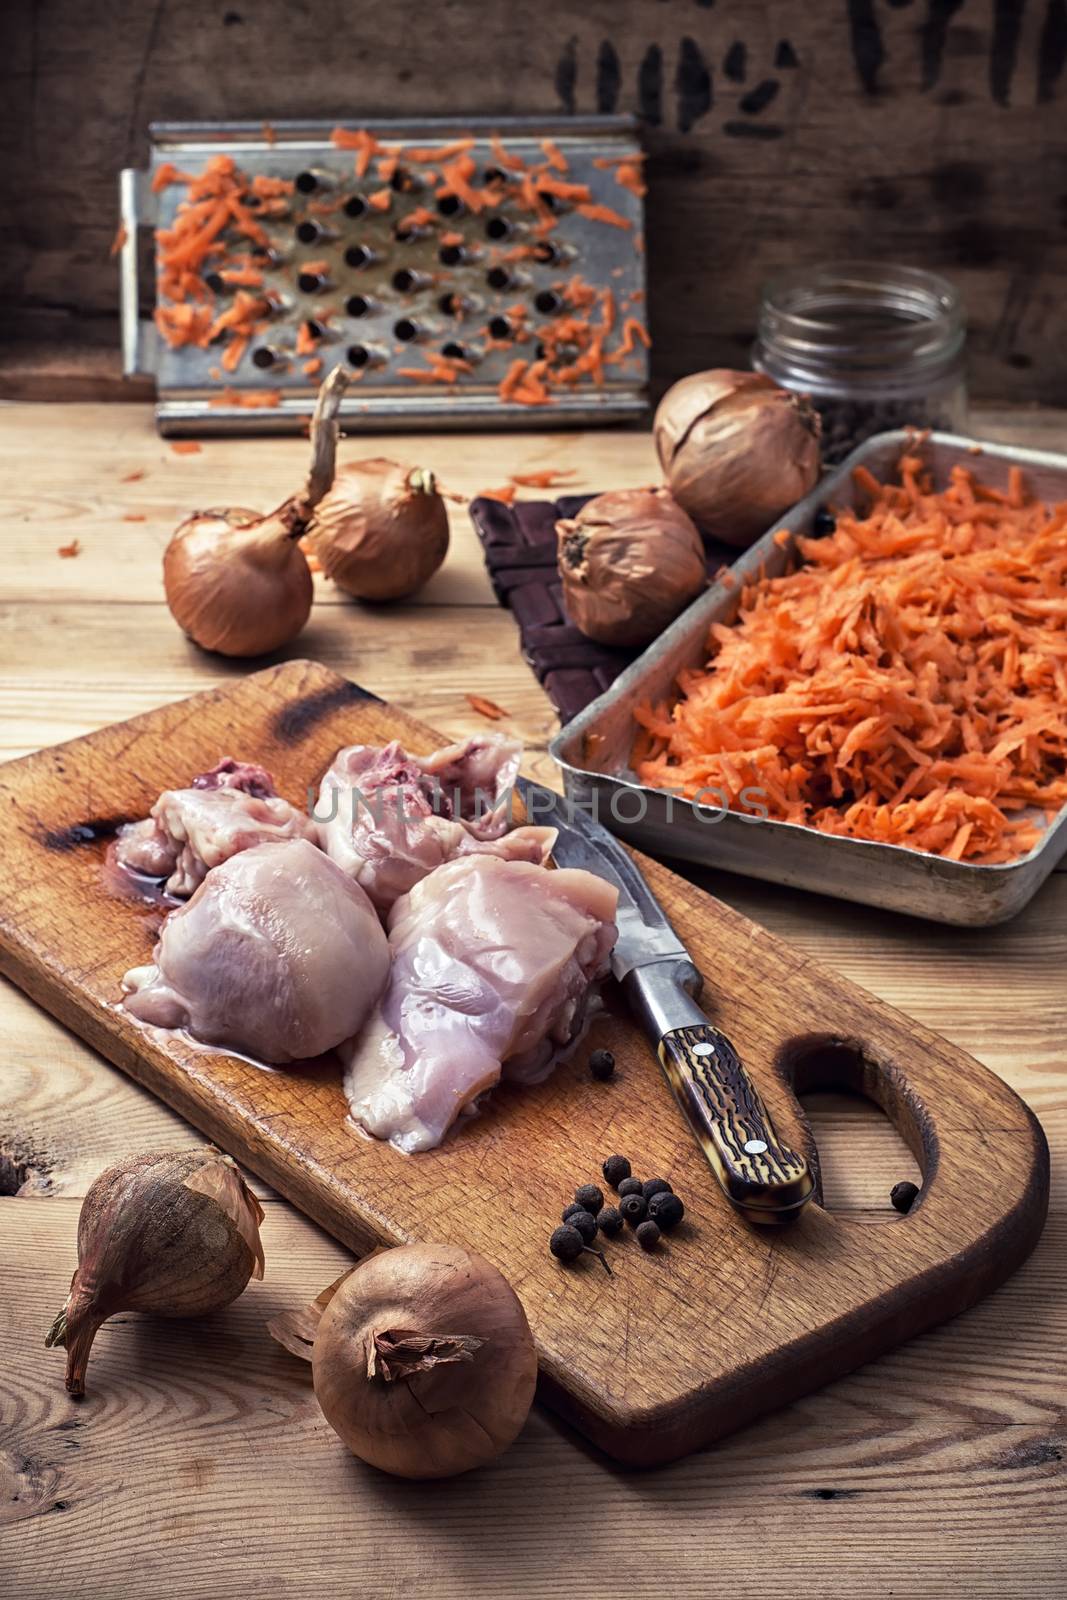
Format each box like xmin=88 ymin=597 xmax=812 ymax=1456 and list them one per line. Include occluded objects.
xmin=753 ymin=262 xmax=968 ymax=465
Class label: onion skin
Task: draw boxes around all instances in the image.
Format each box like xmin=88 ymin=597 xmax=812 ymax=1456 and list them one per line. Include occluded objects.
xmin=312 ymin=1244 xmax=537 ymax=1479
xmin=309 ymin=459 xmax=449 ymax=601
xmin=164 ymin=505 xmax=313 ymax=657
xmin=654 ymin=369 xmax=821 ymax=548
xmin=45 ymin=1149 xmax=264 ymax=1397
xmin=556 ymin=486 xmax=707 ymax=647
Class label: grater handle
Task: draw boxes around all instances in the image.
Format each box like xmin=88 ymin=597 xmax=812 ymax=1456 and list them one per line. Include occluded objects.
xmin=118 ymin=168 xmax=156 ymax=379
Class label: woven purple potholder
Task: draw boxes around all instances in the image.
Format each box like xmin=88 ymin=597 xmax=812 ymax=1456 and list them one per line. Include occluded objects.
xmin=469 ymin=493 xmax=728 ymax=727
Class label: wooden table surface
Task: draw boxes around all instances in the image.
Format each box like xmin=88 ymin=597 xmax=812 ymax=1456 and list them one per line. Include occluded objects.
xmin=1 ymin=401 xmax=1064 ymax=1598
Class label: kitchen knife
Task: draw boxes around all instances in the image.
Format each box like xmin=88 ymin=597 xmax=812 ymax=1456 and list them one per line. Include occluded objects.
xmin=518 ymin=779 xmax=814 ymax=1226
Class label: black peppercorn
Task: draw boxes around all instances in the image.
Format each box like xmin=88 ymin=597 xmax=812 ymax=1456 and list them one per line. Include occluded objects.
xmin=641 ymin=1178 xmax=673 ymax=1201
xmin=617 ymin=1176 xmax=643 ymax=1199
xmin=602 ymin=1154 xmax=631 ymax=1189
xmin=635 ymin=1220 xmax=661 ymax=1251
xmin=597 ymin=1205 xmax=623 ymax=1238
xmin=574 ymin=1183 xmax=604 ymax=1213
xmin=890 ymin=1180 xmax=920 ymax=1214
xmin=562 ymin=1202 xmax=587 ymax=1224
xmin=550 ymin=1225 xmax=585 ymax=1263
xmin=568 ymin=1209 xmax=598 ymax=1243
xmin=589 ymin=1048 xmax=616 ymax=1081
xmin=647 ymin=1191 xmax=685 ymax=1231
xmin=620 ymin=1192 xmax=647 ymax=1226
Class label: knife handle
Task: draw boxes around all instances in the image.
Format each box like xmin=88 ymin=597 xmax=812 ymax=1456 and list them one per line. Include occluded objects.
xmin=658 ymin=1023 xmax=814 ymax=1226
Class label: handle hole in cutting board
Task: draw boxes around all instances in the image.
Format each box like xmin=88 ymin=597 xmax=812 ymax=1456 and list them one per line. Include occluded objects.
xmin=782 ymin=1038 xmax=926 ymax=1221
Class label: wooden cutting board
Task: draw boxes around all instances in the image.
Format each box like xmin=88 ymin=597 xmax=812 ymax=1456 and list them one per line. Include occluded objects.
xmin=0 ymin=659 xmax=1049 ymax=1466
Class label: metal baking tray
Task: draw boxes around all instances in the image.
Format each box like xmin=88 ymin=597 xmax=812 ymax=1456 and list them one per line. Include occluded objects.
xmin=549 ymin=431 xmax=1067 ymax=925
xmin=119 ymin=116 xmax=647 ymax=434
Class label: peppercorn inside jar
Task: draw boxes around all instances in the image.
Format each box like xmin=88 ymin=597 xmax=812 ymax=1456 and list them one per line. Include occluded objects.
xmin=753 ymin=262 xmax=968 ymax=465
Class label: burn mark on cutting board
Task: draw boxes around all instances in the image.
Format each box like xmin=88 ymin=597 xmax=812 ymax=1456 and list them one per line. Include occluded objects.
xmin=920 ymin=0 xmax=967 ymax=90
xmin=739 ymin=78 xmax=780 ymax=114
xmin=929 ymin=160 xmax=988 ymax=207
xmin=724 ymin=41 xmax=747 ymax=82
xmin=1039 ymin=0 xmax=1067 ymax=99
xmin=991 ymin=0 xmax=1027 ymax=105
xmin=805 ymin=1487 xmax=861 ymax=1501
xmin=995 ymin=1437 xmax=1063 ymax=1468
xmin=775 ymin=38 xmax=800 ymax=68
xmin=638 ymin=44 xmax=664 ymax=124
xmin=596 ymin=39 xmax=622 ymax=113
xmin=555 ymin=35 xmax=578 ymax=114
xmin=724 ymin=121 xmax=785 ymax=139
xmin=40 ymin=816 xmax=131 ymax=852
xmin=676 ymin=36 xmax=713 ymax=131
xmin=272 ymin=680 xmax=380 ymax=744
xmin=848 ymin=0 xmax=885 ymax=93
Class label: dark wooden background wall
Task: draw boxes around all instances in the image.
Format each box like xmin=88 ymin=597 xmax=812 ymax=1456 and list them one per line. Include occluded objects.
xmin=2 ymin=0 xmax=1065 ymax=400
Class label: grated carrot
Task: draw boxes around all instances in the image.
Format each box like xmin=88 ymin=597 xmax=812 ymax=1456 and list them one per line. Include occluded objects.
xmin=366 ymin=187 xmax=392 ymax=211
xmin=303 ymin=357 xmax=323 ymax=378
xmin=57 ymin=539 xmax=81 ymax=558
xmin=109 ymin=222 xmax=128 ymax=257
xmin=489 ymin=134 xmax=527 ymax=172
xmin=466 ymin=693 xmax=510 ymax=720
xmin=510 ymin=469 xmax=579 ymax=488
xmin=477 ymin=486 xmax=517 ymax=504
xmin=633 ymin=457 xmax=1067 ymax=864
xmin=540 ymin=139 xmax=569 ymax=173
xmin=169 ymin=440 xmax=202 ymax=454
xmin=576 ymin=201 xmax=632 ymax=230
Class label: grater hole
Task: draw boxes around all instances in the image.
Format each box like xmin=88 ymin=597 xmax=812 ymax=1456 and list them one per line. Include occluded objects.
xmin=436 ymin=194 xmax=464 ymax=217
xmin=485 ymin=216 xmax=511 ymax=242
xmin=345 ymin=244 xmax=376 ymax=270
xmin=343 ymin=195 xmax=367 ymax=220
xmin=486 ymin=267 xmax=511 ymax=291
xmin=391 ymin=269 xmax=422 ymax=294
xmin=295 ymin=171 xmax=319 ymax=194
xmin=439 ymin=292 xmax=460 ymax=316
xmin=441 ymin=341 xmax=468 ymax=361
xmin=295 ymin=220 xmax=320 ymax=245
xmin=347 ymin=344 xmax=371 ymax=367
xmin=204 ymin=272 xmax=225 ymax=294
xmin=438 ymin=245 xmax=464 ymax=266
xmin=534 ymin=290 xmax=561 ymax=315
xmin=346 ymin=294 xmax=372 ymax=318
xmin=393 ymin=318 xmax=420 ymax=342
xmin=252 ymin=347 xmax=278 ymax=369
xmin=304 ymin=317 xmax=329 ymax=339
xmin=482 ymin=166 xmax=508 ymax=185
xmin=487 ymin=315 xmax=513 ymax=340
xmin=297 ymin=271 xmax=328 ymax=294
xmin=532 ymin=240 xmax=561 ymax=265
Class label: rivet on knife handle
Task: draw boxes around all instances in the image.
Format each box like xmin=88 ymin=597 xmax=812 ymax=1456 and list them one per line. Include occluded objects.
xmin=658 ymin=1024 xmax=814 ymax=1226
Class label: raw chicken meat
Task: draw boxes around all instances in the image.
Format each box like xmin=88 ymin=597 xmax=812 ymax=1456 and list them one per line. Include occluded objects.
xmin=315 ymin=734 xmax=551 ymax=911
xmin=122 ymin=838 xmax=389 ymax=1064
xmin=341 ymin=854 xmax=619 ymax=1152
xmin=115 ymin=757 xmax=318 ymax=897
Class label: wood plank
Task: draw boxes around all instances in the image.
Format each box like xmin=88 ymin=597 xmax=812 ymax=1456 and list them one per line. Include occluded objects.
xmin=3 ymin=5 xmax=1067 ymax=400
xmin=3 ymin=1200 xmax=1064 ymax=1600
xmin=0 ymin=660 xmax=1049 ymax=1465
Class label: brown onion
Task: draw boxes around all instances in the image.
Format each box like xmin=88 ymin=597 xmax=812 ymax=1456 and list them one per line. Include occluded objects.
xmin=308 ymin=458 xmax=449 ymax=601
xmin=45 ymin=1148 xmax=264 ymax=1397
xmin=163 ymin=368 xmax=349 ymax=655
xmin=654 ymin=369 xmax=821 ymax=548
xmin=556 ymin=487 xmax=706 ymax=647
xmin=285 ymin=1245 xmax=536 ymax=1478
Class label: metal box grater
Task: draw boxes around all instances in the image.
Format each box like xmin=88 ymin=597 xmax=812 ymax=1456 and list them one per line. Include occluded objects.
xmin=119 ymin=117 xmax=649 ymax=435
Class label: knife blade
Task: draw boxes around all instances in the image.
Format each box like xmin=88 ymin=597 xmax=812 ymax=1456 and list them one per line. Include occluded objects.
xmin=518 ymin=779 xmax=814 ymax=1226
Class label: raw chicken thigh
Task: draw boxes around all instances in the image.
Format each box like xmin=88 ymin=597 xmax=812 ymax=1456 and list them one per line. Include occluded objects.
xmin=341 ymin=854 xmax=619 ymax=1152
xmin=315 ymin=734 xmax=551 ymax=912
xmin=122 ymin=838 xmax=389 ymax=1064
xmin=115 ymin=757 xmax=318 ymax=897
